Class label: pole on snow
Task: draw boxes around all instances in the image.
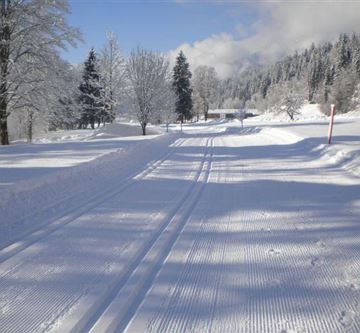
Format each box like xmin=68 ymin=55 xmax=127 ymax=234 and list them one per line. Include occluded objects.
xmin=327 ymin=104 xmax=336 ymax=144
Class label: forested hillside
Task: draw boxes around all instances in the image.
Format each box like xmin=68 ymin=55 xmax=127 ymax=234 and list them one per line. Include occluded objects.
xmin=216 ymin=33 xmax=360 ymax=115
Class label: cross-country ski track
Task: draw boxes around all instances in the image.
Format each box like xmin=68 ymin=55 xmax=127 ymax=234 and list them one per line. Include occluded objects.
xmin=0 ymin=123 xmax=359 ymax=333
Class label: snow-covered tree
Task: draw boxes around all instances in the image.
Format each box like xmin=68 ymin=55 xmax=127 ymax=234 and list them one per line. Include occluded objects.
xmin=0 ymin=0 xmax=80 ymax=144
xmin=222 ymin=97 xmax=241 ymax=109
xmin=8 ymin=51 xmax=80 ymax=142
xmin=193 ymin=91 xmax=205 ymax=121
xmin=172 ymin=51 xmax=193 ymax=123
xmin=158 ymin=83 xmax=177 ymax=132
xmin=334 ymin=33 xmax=351 ymax=72
xmin=99 ymin=31 xmax=125 ymax=123
xmin=125 ymin=47 xmax=170 ymax=135
xmin=211 ymin=32 xmax=360 ymax=116
xmin=330 ymin=68 xmax=357 ymax=113
xmin=193 ymin=65 xmax=219 ymax=121
xmin=78 ymin=49 xmax=106 ymax=129
xmin=281 ymin=87 xmax=304 ymax=120
xmin=47 ymin=61 xmax=82 ymax=131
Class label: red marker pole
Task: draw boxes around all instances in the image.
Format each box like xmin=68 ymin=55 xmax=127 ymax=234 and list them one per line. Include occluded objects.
xmin=327 ymin=104 xmax=336 ymax=144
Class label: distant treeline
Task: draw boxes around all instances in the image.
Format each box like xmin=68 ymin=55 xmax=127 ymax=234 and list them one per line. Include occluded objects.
xmin=216 ymin=32 xmax=360 ymax=114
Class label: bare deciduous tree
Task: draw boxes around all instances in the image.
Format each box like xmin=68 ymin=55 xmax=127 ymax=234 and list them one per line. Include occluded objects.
xmin=156 ymin=82 xmax=177 ymax=132
xmin=125 ymin=47 xmax=170 ymax=135
xmin=100 ymin=31 xmax=125 ymax=123
xmin=192 ymin=65 xmax=219 ymax=121
xmin=0 ymin=0 xmax=80 ymax=144
xmin=282 ymin=90 xmax=304 ymax=120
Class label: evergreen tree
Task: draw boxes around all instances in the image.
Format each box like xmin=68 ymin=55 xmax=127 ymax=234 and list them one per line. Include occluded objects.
xmin=260 ymin=73 xmax=271 ymax=98
xmin=307 ymin=51 xmax=322 ymax=102
xmin=78 ymin=49 xmax=105 ymax=129
xmin=331 ymin=68 xmax=357 ymax=113
xmin=334 ymin=34 xmax=351 ymax=72
xmin=172 ymin=51 xmax=193 ymax=123
xmin=352 ymin=44 xmax=360 ymax=78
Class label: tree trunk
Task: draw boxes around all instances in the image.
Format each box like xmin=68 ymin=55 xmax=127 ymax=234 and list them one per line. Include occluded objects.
xmin=204 ymin=104 xmax=209 ymax=122
xmin=27 ymin=110 xmax=33 ymax=143
xmin=0 ymin=90 xmax=9 ymax=145
xmin=141 ymin=122 xmax=146 ymax=135
xmin=0 ymin=114 xmax=9 ymax=145
xmin=0 ymin=0 xmax=10 ymax=145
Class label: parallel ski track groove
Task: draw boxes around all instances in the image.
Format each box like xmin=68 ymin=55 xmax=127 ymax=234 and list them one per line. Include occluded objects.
xmin=146 ymin=137 xmax=233 ymax=333
xmin=0 ymin=138 xmax=185 ymax=265
xmin=0 ymin=137 xmax=201 ymax=333
xmin=0 ymin=136 xmax=180 ymax=250
xmin=80 ymin=136 xmax=214 ymax=333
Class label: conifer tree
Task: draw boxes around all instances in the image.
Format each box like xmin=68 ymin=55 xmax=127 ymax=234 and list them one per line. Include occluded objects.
xmin=78 ymin=49 xmax=105 ymax=129
xmin=172 ymin=51 xmax=193 ymax=124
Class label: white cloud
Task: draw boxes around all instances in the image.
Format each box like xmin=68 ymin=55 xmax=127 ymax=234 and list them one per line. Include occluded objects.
xmin=169 ymin=1 xmax=360 ymax=79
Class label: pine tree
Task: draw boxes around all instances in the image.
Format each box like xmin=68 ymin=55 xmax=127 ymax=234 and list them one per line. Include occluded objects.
xmin=334 ymin=34 xmax=351 ymax=72
xmin=78 ymin=49 xmax=105 ymax=129
xmin=352 ymin=44 xmax=360 ymax=78
xmin=172 ymin=51 xmax=193 ymax=124
xmin=260 ymin=73 xmax=271 ymax=98
xmin=307 ymin=51 xmax=322 ymax=102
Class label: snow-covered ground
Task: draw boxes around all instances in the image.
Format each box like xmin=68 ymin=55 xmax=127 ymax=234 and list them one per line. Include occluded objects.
xmin=247 ymin=105 xmax=360 ymax=178
xmin=0 ymin=117 xmax=359 ymax=332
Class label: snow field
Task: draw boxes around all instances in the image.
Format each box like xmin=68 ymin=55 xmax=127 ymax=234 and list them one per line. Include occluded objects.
xmin=0 ymin=135 xmax=212 ymax=332
xmin=0 ymin=120 xmax=359 ymax=332
xmin=89 ymin=137 xmax=214 ymax=333
xmin=0 ymin=132 xmax=174 ymax=249
xmin=0 ymin=136 xmax=182 ymax=263
xmin=125 ymin=127 xmax=360 ymax=333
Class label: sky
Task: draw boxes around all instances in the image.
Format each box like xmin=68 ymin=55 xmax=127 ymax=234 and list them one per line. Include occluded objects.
xmin=64 ymin=0 xmax=360 ymax=79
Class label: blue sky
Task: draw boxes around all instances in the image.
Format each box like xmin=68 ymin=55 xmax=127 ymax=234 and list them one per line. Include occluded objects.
xmin=64 ymin=1 xmax=258 ymax=63
xmin=64 ymin=1 xmax=360 ymax=78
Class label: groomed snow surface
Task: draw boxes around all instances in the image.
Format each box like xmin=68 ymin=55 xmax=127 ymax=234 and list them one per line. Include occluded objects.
xmin=0 ymin=116 xmax=359 ymax=333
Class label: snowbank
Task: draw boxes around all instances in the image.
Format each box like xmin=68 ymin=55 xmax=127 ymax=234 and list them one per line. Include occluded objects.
xmin=33 ymin=129 xmax=94 ymax=144
xmin=32 ymin=123 xmax=163 ymax=144
xmin=91 ymin=122 xmax=162 ymax=139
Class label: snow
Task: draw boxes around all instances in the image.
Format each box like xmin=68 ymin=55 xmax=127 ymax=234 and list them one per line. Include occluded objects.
xmin=0 ymin=118 xmax=359 ymax=332
xmin=248 ymin=103 xmax=327 ymax=122
xmin=208 ymin=109 xmax=239 ymax=115
xmin=91 ymin=122 xmax=162 ymax=139
xmin=0 ymin=123 xmax=163 ymax=186
xmin=0 ymin=122 xmax=168 ymax=248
